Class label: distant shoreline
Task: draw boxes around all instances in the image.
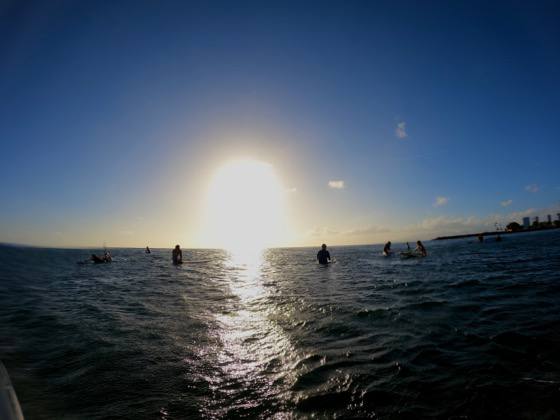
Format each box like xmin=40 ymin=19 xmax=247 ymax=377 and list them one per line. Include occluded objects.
xmin=434 ymin=225 xmax=560 ymax=241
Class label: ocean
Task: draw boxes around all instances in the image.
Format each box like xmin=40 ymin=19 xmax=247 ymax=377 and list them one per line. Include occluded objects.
xmin=1 ymin=231 xmax=560 ymax=419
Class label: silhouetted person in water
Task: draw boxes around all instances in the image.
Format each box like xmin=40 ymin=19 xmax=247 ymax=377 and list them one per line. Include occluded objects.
xmin=317 ymin=244 xmax=331 ymax=265
xmin=406 ymin=242 xmax=411 ymax=251
xmin=415 ymin=240 xmax=427 ymax=257
xmin=496 ymin=234 xmax=502 ymax=242
xmin=478 ymin=234 xmax=484 ymax=243
xmin=145 ymin=246 xmax=151 ymax=254
xmin=383 ymin=241 xmax=392 ymax=255
xmin=172 ymin=245 xmax=183 ymax=264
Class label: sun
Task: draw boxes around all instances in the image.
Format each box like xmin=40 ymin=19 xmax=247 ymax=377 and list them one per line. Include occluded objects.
xmin=199 ymin=159 xmax=289 ymax=251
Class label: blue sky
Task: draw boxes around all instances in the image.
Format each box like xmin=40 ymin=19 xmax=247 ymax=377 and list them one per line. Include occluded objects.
xmin=1 ymin=0 xmax=559 ymax=247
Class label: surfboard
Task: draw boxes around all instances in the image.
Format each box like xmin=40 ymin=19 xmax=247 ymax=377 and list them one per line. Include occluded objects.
xmin=0 ymin=362 xmax=24 ymax=420
xmin=400 ymin=250 xmax=422 ymax=259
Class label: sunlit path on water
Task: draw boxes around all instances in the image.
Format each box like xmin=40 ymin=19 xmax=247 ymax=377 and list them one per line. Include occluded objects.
xmin=203 ymin=247 xmax=298 ymax=417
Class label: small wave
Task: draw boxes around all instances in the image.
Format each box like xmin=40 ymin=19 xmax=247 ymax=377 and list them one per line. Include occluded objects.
xmin=296 ymin=390 xmax=352 ymax=412
xmin=292 ymin=359 xmax=366 ymax=391
xmin=293 ymin=354 xmax=325 ymax=370
xmin=355 ymin=307 xmax=393 ymax=319
xmin=450 ymin=279 xmax=481 ymax=288
xmin=403 ymin=300 xmax=447 ymax=310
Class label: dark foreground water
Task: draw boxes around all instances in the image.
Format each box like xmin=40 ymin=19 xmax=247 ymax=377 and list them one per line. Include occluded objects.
xmin=1 ymin=231 xmax=560 ymax=419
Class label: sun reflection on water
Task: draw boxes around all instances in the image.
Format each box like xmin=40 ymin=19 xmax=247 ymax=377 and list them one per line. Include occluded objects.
xmin=209 ymin=246 xmax=296 ymax=414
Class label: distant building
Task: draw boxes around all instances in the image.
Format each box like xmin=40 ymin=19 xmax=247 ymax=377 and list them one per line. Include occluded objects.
xmin=534 ymin=216 xmax=539 ymax=224
xmin=548 ymin=214 xmax=552 ymax=224
xmin=523 ymin=217 xmax=530 ymax=228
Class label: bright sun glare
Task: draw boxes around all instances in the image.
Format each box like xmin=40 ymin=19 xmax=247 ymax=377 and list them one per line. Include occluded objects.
xmin=200 ymin=160 xmax=288 ymax=251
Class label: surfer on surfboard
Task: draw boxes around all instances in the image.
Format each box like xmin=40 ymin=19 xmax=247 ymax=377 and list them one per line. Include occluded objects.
xmin=90 ymin=250 xmax=111 ymax=263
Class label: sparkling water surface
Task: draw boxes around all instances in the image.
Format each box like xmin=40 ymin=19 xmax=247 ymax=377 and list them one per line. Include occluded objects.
xmin=1 ymin=230 xmax=560 ymax=419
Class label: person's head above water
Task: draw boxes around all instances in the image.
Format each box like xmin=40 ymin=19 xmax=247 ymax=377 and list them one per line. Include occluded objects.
xmin=321 ymin=243 xmax=327 ymax=250
xmin=417 ymin=240 xmax=422 ymax=246
xmin=175 ymin=244 xmax=180 ymax=249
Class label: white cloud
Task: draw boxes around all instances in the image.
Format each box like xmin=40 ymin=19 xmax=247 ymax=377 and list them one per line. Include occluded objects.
xmin=500 ymin=199 xmax=512 ymax=207
xmin=411 ymin=204 xmax=559 ymax=235
xmin=328 ymin=180 xmax=345 ymax=189
xmin=433 ymin=196 xmax=449 ymax=207
xmin=525 ymin=184 xmax=540 ymax=193
xmin=307 ymin=226 xmax=340 ymax=237
xmin=307 ymin=225 xmax=390 ymax=240
xmin=395 ymin=121 xmax=407 ymax=139
xmin=416 ymin=215 xmax=484 ymax=231
xmin=507 ymin=207 xmax=538 ymax=220
xmin=344 ymin=226 xmax=391 ymax=236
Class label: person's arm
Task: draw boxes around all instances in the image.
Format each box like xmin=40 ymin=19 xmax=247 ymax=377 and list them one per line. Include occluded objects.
xmin=327 ymin=251 xmax=331 ymax=261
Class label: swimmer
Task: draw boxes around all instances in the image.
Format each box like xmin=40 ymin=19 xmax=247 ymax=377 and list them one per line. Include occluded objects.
xmin=316 ymin=244 xmax=331 ymax=265
xmin=172 ymin=244 xmax=183 ymax=264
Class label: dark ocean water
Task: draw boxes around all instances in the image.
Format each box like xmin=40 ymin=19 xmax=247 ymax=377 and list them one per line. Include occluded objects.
xmin=1 ymin=231 xmax=560 ymax=419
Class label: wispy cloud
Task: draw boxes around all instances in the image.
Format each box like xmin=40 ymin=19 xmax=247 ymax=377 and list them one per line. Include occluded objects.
xmin=395 ymin=121 xmax=407 ymax=139
xmin=507 ymin=208 xmax=538 ymax=219
xmin=328 ymin=180 xmax=345 ymax=189
xmin=433 ymin=196 xmax=449 ymax=207
xmin=416 ymin=215 xmax=483 ymax=231
xmin=285 ymin=187 xmax=297 ymax=193
xmin=307 ymin=225 xmax=389 ymax=239
xmin=412 ymin=205 xmax=559 ymax=235
xmin=307 ymin=226 xmax=340 ymax=237
xmin=525 ymin=184 xmax=540 ymax=193
xmin=500 ymin=199 xmax=512 ymax=207
xmin=344 ymin=226 xmax=391 ymax=236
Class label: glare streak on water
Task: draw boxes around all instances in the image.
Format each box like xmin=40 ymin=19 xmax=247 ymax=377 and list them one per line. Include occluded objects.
xmin=1 ymin=231 xmax=560 ymax=419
